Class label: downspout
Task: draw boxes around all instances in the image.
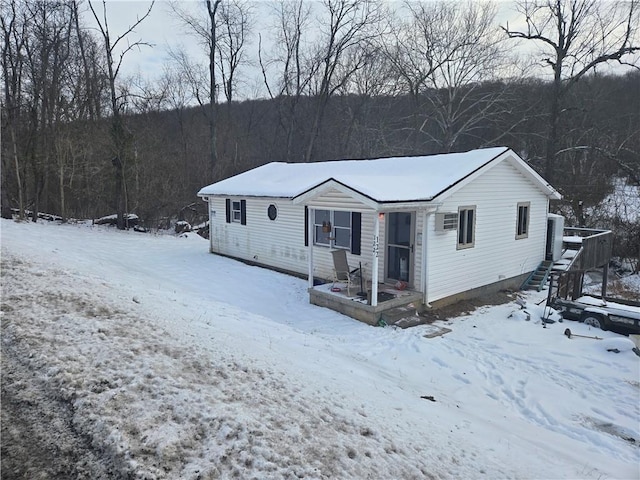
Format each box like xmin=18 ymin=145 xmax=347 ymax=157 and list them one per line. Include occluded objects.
xmin=308 ymin=207 xmax=314 ymax=289
xmin=204 ymin=197 xmax=214 ymax=254
xmin=371 ymin=212 xmax=380 ymax=307
xmin=422 ymin=210 xmax=431 ymax=307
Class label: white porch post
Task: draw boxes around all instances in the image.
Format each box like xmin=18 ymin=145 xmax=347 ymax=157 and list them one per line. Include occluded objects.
xmin=307 ymin=208 xmax=314 ymax=289
xmin=208 ymin=199 xmax=214 ymax=254
xmin=422 ymin=211 xmax=429 ymax=306
xmin=371 ymin=212 xmax=380 ymax=307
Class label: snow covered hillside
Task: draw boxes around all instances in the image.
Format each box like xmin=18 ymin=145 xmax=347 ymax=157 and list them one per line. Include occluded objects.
xmin=1 ymin=219 xmax=639 ymax=479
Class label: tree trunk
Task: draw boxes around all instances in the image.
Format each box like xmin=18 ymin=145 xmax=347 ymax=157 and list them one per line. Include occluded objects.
xmin=112 ymin=155 xmax=125 ymax=228
xmin=207 ymin=0 xmax=221 ymax=181
xmin=545 ymin=75 xmax=562 ymax=184
xmin=305 ymin=93 xmax=330 ymax=162
xmin=0 ymin=150 xmax=13 ymax=218
xmin=8 ymin=126 xmax=24 ymax=219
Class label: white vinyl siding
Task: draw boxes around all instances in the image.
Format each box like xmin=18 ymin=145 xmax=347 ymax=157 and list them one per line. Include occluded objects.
xmin=426 ymin=160 xmax=548 ymax=302
xmin=208 ymin=189 xmax=379 ymax=282
xmin=306 ymin=188 xmax=371 ymax=212
xmin=209 ymin=197 xmax=308 ymax=275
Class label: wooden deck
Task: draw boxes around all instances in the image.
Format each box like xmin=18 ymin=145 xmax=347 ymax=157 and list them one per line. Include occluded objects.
xmin=309 ymin=283 xmax=423 ymax=326
xmin=549 ymin=227 xmax=613 ymax=301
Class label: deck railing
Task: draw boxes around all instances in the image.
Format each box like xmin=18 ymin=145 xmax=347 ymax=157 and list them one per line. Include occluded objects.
xmin=548 ymin=227 xmax=613 ymax=301
xmin=563 ymin=227 xmax=613 ymax=271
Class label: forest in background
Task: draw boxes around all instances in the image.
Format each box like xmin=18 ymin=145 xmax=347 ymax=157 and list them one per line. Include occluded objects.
xmin=1 ymin=0 xmax=639 ymax=262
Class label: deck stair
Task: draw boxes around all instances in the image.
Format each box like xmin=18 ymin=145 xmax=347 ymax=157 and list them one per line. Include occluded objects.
xmin=521 ymin=260 xmax=554 ymax=291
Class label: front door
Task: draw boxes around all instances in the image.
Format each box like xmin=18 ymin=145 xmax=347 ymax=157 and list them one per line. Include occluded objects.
xmin=386 ymin=212 xmax=415 ymax=286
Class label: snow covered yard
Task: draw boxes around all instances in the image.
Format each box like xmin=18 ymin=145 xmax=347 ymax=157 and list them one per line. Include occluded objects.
xmin=1 ymin=219 xmax=639 ymax=479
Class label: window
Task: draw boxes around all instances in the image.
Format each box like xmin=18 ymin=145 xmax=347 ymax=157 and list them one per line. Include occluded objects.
xmin=457 ymin=206 xmax=475 ymax=249
xmin=313 ymin=209 xmax=358 ymax=252
xmin=333 ymin=211 xmax=351 ymax=249
xmin=314 ymin=209 xmax=331 ymax=246
xmin=516 ymin=202 xmax=530 ymax=239
xmin=225 ymin=199 xmax=246 ymax=225
xmin=232 ymin=201 xmax=242 ymax=222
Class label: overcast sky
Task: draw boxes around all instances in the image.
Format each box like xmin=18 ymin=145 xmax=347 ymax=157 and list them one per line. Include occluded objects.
xmin=82 ymin=1 xmax=634 ymax=101
xmin=85 ymin=0 xmax=283 ymax=97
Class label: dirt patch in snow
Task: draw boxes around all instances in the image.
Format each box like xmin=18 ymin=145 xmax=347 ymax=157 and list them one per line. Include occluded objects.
xmin=1 ymin=338 xmax=118 ymax=479
xmin=420 ymin=290 xmax=519 ymax=323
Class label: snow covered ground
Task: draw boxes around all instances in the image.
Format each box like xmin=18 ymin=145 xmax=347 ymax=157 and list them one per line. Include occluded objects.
xmin=1 ymin=219 xmax=639 ymax=479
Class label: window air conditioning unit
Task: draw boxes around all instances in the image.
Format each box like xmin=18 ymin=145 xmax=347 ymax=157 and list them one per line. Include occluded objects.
xmin=435 ymin=212 xmax=457 ymax=232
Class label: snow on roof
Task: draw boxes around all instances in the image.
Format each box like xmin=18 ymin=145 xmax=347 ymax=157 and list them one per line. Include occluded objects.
xmin=198 ymin=147 xmax=512 ymax=202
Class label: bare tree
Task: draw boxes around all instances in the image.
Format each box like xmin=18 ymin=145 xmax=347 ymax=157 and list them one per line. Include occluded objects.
xmin=1 ymin=0 xmax=29 ymax=219
xmin=381 ymin=2 xmax=449 ymax=150
xmin=88 ymin=0 xmax=154 ymax=229
xmin=383 ymin=1 xmax=517 ymax=153
xmin=503 ymin=0 xmax=640 ymax=183
xmin=304 ymin=0 xmax=383 ymax=161
xmin=259 ymin=0 xmax=316 ymax=161
xmin=217 ymin=0 xmax=252 ymax=107
xmin=171 ymin=0 xmax=256 ymax=180
xmin=71 ymin=0 xmax=104 ymax=121
xmin=420 ymin=2 xmax=513 ymax=152
xmin=5 ymin=0 xmax=77 ymax=222
xmin=335 ymin=44 xmax=397 ymax=157
xmin=206 ymin=0 xmax=222 ymax=180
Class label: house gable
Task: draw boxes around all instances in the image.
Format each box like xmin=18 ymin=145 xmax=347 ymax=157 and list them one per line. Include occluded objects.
xmin=426 ymin=159 xmax=552 ymax=302
xmin=431 ymin=150 xmax=561 ymax=203
xmin=292 ymin=179 xmax=379 ymax=211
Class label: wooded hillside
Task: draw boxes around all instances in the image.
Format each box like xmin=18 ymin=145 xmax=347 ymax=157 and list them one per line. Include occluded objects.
xmin=1 ymin=0 xmax=638 ymax=261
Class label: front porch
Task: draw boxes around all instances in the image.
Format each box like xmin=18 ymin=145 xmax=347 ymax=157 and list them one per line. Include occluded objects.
xmin=309 ymin=282 xmax=423 ymax=326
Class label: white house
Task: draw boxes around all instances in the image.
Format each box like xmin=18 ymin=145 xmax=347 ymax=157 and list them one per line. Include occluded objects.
xmin=198 ymin=147 xmax=561 ymax=322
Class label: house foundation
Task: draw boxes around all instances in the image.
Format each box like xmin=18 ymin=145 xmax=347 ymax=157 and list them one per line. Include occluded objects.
xmin=309 ymin=284 xmax=423 ymax=326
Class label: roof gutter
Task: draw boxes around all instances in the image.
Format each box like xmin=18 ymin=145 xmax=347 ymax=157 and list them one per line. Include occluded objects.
xmin=377 ymin=202 xmax=442 ymax=212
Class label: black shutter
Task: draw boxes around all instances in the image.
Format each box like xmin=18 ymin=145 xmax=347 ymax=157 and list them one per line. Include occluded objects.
xmin=304 ymin=206 xmax=309 ymax=246
xmin=225 ymin=199 xmax=231 ymax=223
xmin=240 ymin=200 xmax=247 ymax=225
xmin=351 ymin=212 xmax=361 ymax=255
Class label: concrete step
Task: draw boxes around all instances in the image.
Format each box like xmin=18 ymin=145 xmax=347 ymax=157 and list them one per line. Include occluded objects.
xmin=390 ymin=315 xmax=424 ymax=329
xmin=381 ymin=305 xmax=418 ymax=323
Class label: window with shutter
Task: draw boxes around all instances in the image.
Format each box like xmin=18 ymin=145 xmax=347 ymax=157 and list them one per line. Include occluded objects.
xmin=311 ymin=209 xmax=360 ymax=255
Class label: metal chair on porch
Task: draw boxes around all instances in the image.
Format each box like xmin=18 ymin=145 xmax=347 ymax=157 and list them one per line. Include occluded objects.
xmin=331 ymin=249 xmax=361 ymax=296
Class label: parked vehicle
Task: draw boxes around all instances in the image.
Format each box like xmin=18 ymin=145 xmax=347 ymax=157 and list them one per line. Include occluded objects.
xmin=551 ymin=295 xmax=640 ymax=334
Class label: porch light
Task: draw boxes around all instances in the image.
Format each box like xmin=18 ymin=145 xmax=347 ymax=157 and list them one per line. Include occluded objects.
xmin=322 ymin=221 xmax=332 ymax=233
xmin=378 ymin=212 xmax=385 ymax=220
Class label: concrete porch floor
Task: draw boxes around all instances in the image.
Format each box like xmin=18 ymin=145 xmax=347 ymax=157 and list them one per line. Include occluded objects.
xmin=309 ymin=282 xmax=424 ymax=326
